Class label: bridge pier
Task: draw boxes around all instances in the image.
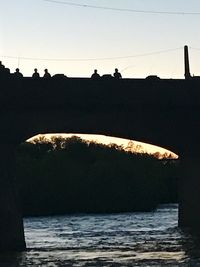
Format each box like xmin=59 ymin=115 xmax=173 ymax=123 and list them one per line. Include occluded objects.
xmin=179 ymin=157 xmax=200 ymax=231
xmin=0 ymin=144 xmax=26 ymax=251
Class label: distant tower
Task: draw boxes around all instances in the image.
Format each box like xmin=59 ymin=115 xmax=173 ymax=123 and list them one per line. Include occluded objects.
xmin=184 ymin=45 xmax=191 ymax=79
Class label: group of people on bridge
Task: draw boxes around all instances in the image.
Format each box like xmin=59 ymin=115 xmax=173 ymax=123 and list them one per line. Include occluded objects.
xmin=0 ymin=61 xmax=122 ymax=79
xmin=31 ymin=68 xmax=51 ymax=78
xmin=91 ymin=68 xmax=122 ymax=79
xmin=0 ymin=61 xmax=51 ymax=78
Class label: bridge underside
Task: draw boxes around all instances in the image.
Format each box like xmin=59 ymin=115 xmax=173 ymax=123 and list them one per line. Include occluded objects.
xmin=1 ymin=77 xmax=200 ymax=155
xmin=2 ymin=101 xmax=200 ymax=158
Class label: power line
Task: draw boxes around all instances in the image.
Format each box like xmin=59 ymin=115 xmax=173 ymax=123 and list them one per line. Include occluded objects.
xmin=0 ymin=47 xmax=182 ymax=62
xmin=43 ymin=0 xmax=200 ymax=16
xmin=190 ymin=47 xmax=200 ymax=51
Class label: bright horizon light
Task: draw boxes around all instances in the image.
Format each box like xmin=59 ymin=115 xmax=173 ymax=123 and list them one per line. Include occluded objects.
xmin=28 ymin=133 xmax=178 ymax=159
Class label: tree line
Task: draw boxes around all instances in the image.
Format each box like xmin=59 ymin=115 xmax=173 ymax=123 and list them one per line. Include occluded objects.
xmin=16 ymin=136 xmax=178 ymax=216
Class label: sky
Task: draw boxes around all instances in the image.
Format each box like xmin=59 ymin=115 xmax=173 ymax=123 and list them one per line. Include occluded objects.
xmin=1 ymin=0 xmax=200 ymax=78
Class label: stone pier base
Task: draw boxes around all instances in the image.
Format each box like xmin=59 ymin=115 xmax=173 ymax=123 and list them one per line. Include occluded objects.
xmin=0 ymin=144 xmax=26 ymax=251
xmin=179 ymin=157 xmax=200 ymax=231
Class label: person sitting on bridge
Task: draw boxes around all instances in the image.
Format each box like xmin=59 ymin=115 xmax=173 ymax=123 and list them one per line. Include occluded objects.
xmin=43 ymin=69 xmax=51 ymax=78
xmin=0 ymin=61 xmax=9 ymax=77
xmin=0 ymin=61 xmax=5 ymax=71
xmin=0 ymin=63 xmax=10 ymax=77
xmin=13 ymin=68 xmax=23 ymax=78
xmin=113 ymin=68 xmax=122 ymax=79
xmin=91 ymin=69 xmax=100 ymax=79
xmin=32 ymin=68 xmax=40 ymax=78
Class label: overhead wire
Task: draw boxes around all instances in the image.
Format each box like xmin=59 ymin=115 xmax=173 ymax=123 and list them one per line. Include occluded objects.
xmin=0 ymin=47 xmax=182 ymax=62
xmin=190 ymin=47 xmax=200 ymax=51
xmin=43 ymin=0 xmax=200 ymax=16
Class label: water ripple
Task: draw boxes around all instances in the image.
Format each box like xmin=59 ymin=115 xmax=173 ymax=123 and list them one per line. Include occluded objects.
xmin=2 ymin=204 xmax=200 ymax=266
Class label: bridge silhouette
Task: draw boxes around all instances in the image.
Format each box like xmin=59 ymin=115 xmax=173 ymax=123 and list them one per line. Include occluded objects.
xmin=1 ymin=46 xmax=200 ymax=251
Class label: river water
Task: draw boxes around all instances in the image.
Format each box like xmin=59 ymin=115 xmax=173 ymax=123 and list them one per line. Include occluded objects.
xmin=1 ymin=204 xmax=200 ymax=266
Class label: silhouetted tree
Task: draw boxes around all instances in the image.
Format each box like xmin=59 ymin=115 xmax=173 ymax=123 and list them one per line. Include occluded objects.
xmin=16 ymin=136 xmax=178 ymax=216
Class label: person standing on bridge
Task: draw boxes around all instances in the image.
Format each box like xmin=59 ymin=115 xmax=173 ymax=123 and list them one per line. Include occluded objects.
xmin=91 ymin=69 xmax=100 ymax=79
xmin=113 ymin=68 xmax=122 ymax=79
xmin=43 ymin=69 xmax=51 ymax=78
xmin=32 ymin=68 xmax=40 ymax=78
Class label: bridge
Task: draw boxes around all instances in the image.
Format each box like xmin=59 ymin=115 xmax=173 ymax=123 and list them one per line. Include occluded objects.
xmin=1 ymin=46 xmax=200 ymax=251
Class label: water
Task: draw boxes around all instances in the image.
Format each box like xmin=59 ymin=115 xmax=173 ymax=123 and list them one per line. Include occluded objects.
xmin=2 ymin=204 xmax=200 ymax=266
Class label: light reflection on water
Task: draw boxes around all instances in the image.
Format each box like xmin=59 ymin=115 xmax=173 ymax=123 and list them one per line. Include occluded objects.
xmin=2 ymin=204 xmax=200 ymax=266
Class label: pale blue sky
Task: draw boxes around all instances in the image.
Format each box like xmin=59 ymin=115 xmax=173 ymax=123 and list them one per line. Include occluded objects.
xmin=1 ymin=0 xmax=200 ymax=78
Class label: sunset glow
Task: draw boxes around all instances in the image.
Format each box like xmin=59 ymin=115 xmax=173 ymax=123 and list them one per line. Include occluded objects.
xmin=28 ymin=133 xmax=178 ymax=159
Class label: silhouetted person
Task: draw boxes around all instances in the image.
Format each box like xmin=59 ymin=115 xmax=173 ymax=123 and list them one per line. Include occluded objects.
xmin=91 ymin=69 xmax=100 ymax=79
xmin=0 ymin=61 xmax=7 ymax=77
xmin=13 ymin=68 xmax=23 ymax=78
xmin=32 ymin=68 xmax=40 ymax=78
xmin=43 ymin=69 xmax=51 ymax=78
xmin=0 ymin=61 xmax=10 ymax=77
xmin=0 ymin=61 xmax=5 ymax=71
xmin=113 ymin=68 xmax=122 ymax=79
xmin=4 ymin=67 xmax=10 ymax=75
